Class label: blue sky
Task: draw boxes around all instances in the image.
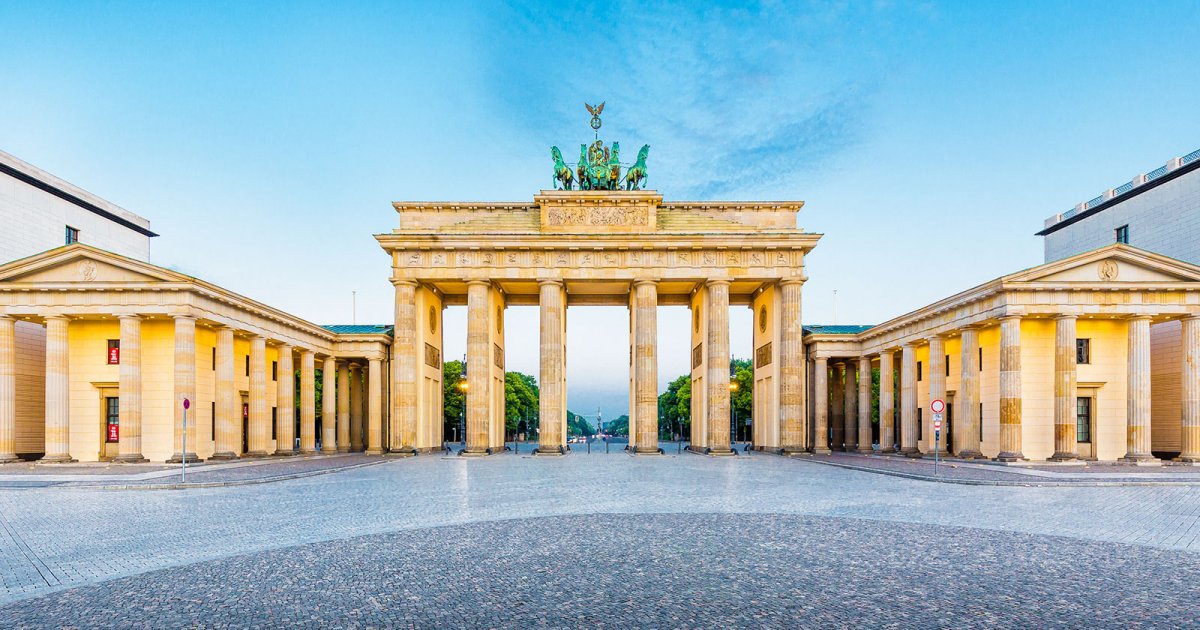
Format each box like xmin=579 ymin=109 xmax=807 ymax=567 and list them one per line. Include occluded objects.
xmin=2 ymin=1 xmax=1198 ymax=417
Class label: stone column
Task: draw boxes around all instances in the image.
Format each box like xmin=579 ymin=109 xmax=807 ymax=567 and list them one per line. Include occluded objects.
xmin=705 ymin=280 xmax=731 ymax=454
xmin=392 ymin=280 xmax=418 ymax=452
xmin=843 ymin=361 xmax=858 ymax=452
xmin=210 ymin=326 xmax=238 ymax=460
xmin=1180 ymin=317 xmax=1200 ymax=462
xmin=830 ymin=362 xmax=845 ymax=450
xmin=1051 ymin=315 xmax=1078 ymax=460
xmin=275 ymin=344 xmax=295 ymax=455
xmin=538 ymin=279 xmax=565 ymax=455
xmin=168 ymin=316 xmax=199 ymax=463
xmin=879 ymin=351 xmax=895 ymax=453
xmin=1125 ymin=315 xmax=1156 ymax=462
xmin=42 ymin=316 xmax=74 ymax=462
xmin=337 ymin=362 xmax=350 ymax=453
xmin=0 ymin=316 xmax=17 ymax=463
xmin=366 ymin=358 xmax=384 ymax=454
xmin=811 ymin=357 xmax=830 ymax=453
xmin=349 ymin=363 xmax=363 ymax=452
xmin=634 ymin=280 xmax=659 ymax=454
xmin=465 ymin=280 xmax=491 ymax=455
xmin=299 ymin=350 xmax=316 ymax=454
xmin=957 ymin=327 xmax=982 ymax=458
xmin=114 ymin=315 xmax=147 ymax=462
xmin=856 ymin=356 xmax=872 ymax=453
xmin=925 ymin=335 xmax=948 ymax=457
xmin=245 ymin=335 xmax=269 ymax=456
xmin=321 ymin=357 xmax=337 ymax=453
xmin=899 ymin=343 xmax=919 ymax=456
xmin=779 ymin=279 xmax=806 ymax=452
xmin=996 ymin=316 xmax=1025 ymax=461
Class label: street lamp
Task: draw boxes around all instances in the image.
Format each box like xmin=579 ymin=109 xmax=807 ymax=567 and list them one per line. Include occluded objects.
xmin=458 ymin=354 xmax=468 ymax=447
xmin=729 ymin=379 xmax=739 ymax=445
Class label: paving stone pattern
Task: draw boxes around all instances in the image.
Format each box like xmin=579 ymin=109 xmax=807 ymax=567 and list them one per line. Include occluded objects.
xmin=0 ymin=451 xmax=1199 ymax=624
xmin=4 ymin=513 xmax=1199 ymax=628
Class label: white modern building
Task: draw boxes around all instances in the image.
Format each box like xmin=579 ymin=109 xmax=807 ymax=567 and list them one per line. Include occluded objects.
xmin=0 ymin=149 xmax=156 ymax=264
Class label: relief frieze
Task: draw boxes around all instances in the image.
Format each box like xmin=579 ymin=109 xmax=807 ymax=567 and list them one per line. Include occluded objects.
xmin=397 ymin=247 xmax=795 ymax=271
xmin=546 ymin=206 xmax=648 ymax=226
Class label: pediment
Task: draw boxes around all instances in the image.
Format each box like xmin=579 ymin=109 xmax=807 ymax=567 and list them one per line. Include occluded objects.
xmin=1006 ymin=245 xmax=1200 ymax=284
xmin=0 ymin=245 xmax=185 ymax=285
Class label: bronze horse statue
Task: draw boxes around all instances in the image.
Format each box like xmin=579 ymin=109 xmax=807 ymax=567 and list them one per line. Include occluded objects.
xmin=551 ymin=146 xmax=573 ymax=190
xmin=624 ymin=144 xmax=649 ymax=190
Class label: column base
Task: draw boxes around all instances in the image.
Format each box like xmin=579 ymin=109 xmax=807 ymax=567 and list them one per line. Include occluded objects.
xmin=994 ymin=452 xmax=1026 ymax=462
xmin=1050 ymin=452 xmax=1078 ymax=461
xmin=243 ymin=450 xmax=271 ymax=458
xmin=39 ymin=454 xmax=77 ymax=463
xmin=634 ymin=447 xmax=665 ymax=455
xmin=957 ymin=450 xmax=985 ymax=459
xmin=923 ymin=450 xmax=950 ymax=459
xmin=364 ymin=447 xmax=385 ymax=455
xmin=338 ymin=446 xmax=350 ymax=453
xmin=320 ymin=448 xmax=338 ymax=454
xmin=1175 ymin=455 xmax=1200 ymax=463
xmin=878 ymin=447 xmax=896 ymax=454
xmin=532 ymin=445 xmax=566 ymax=456
xmin=459 ymin=449 xmax=493 ymax=458
xmin=350 ymin=444 xmax=364 ymax=453
xmin=209 ymin=451 xmax=239 ymax=460
xmin=899 ymin=447 xmax=921 ymax=457
xmin=1121 ymin=454 xmax=1162 ymax=465
xmin=166 ymin=452 xmax=203 ymax=464
xmin=113 ymin=454 xmax=149 ymax=463
xmin=385 ymin=449 xmax=417 ymax=457
xmin=809 ymin=447 xmax=831 ymax=455
xmin=0 ymin=454 xmax=21 ymax=464
xmin=273 ymin=449 xmax=298 ymax=457
xmin=855 ymin=447 xmax=874 ymax=454
xmin=706 ymin=448 xmax=737 ymax=457
xmin=299 ymin=448 xmax=318 ymax=455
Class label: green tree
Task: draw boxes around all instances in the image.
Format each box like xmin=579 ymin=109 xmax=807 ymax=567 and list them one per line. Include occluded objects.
xmin=566 ymin=410 xmax=597 ymax=436
xmin=658 ymin=375 xmax=690 ymax=436
xmin=730 ymin=357 xmax=753 ymax=440
xmin=505 ymin=371 xmax=539 ymax=433
xmin=443 ymin=360 xmax=466 ymax=429
xmin=602 ymin=413 xmax=629 ymax=436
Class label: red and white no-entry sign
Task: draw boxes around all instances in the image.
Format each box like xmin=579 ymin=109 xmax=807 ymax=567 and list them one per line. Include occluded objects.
xmin=930 ymin=399 xmax=945 ymax=414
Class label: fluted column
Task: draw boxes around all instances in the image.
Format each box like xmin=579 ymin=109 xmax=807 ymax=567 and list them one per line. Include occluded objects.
xmin=1125 ymin=316 xmax=1156 ymax=462
xmin=299 ymin=350 xmax=316 ymax=454
xmin=337 ymin=362 xmax=350 ymax=453
xmin=114 ymin=315 xmax=147 ymax=462
xmin=366 ymin=358 xmax=383 ymax=454
xmin=275 ymin=344 xmax=295 ymax=455
xmin=0 ymin=316 xmax=16 ymax=463
xmin=465 ymin=280 xmax=491 ymax=455
xmin=899 ymin=343 xmax=919 ymax=456
xmin=1051 ymin=316 xmax=1078 ymax=460
xmin=245 ymin=335 xmax=269 ymax=456
xmin=1180 ymin=317 xmax=1200 ymax=462
xmin=925 ymin=335 xmax=948 ymax=457
xmin=168 ymin=316 xmax=199 ymax=463
xmin=634 ymin=280 xmax=659 ymax=454
xmin=392 ymin=280 xmax=418 ymax=452
xmin=779 ymin=279 xmax=806 ymax=452
xmin=705 ymin=280 xmax=731 ymax=454
xmin=210 ymin=326 xmax=238 ymax=460
xmin=879 ymin=351 xmax=895 ymax=453
xmin=42 ymin=316 xmax=74 ymax=462
xmin=856 ymin=356 xmax=872 ymax=453
xmin=349 ymin=363 xmax=363 ymax=452
xmin=811 ymin=357 xmax=830 ymax=453
xmin=996 ymin=316 xmax=1025 ymax=461
xmin=843 ymin=360 xmax=858 ymax=452
xmin=830 ymin=362 xmax=845 ymax=450
xmin=538 ymin=279 xmax=565 ymax=455
xmin=957 ymin=327 xmax=982 ymax=458
xmin=321 ymin=357 xmax=337 ymax=453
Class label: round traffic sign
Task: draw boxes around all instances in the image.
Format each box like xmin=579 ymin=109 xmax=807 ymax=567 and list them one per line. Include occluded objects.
xmin=930 ymin=398 xmax=945 ymax=414
xmin=183 ymin=398 xmax=190 ymax=410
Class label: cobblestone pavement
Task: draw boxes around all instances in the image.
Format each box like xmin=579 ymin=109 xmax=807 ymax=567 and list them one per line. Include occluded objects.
xmin=809 ymin=452 xmax=1200 ymax=485
xmin=1 ymin=450 xmax=1198 ymax=623
xmin=3 ymin=513 xmax=1197 ymax=628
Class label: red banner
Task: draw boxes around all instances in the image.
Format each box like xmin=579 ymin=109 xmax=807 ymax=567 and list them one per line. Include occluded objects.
xmin=108 ymin=346 xmax=120 ymax=364
xmin=107 ymin=423 xmax=119 ymax=442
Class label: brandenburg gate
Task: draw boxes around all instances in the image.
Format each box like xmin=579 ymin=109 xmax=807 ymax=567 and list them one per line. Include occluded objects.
xmin=376 ymin=108 xmax=820 ymax=456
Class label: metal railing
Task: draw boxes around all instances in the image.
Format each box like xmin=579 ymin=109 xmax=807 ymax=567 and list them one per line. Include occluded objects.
xmin=1045 ymin=148 xmax=1197 ymax=228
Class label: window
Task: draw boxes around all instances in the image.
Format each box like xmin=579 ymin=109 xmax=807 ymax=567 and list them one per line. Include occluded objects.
xmin=945 ymin=355 xmax=950 ymax=377
xmin=107 ymin=339 xmax=120 ymax=365
xmin=105 ymin=397 xmax=119 ymax=443
xmin=212 ymin=347 xmax=216 ymax=371
xmin=979 ymin=403 xmax=984 ymax=441
xmin=272 ymin=407 xmax=278 ymax=439
xmin=211 ymin=401 xmax=216 ymax=438
xmin=65 ymin=225 xmax=79 ymax=245
xmin=1076 ymin=397 xmax=1092 ymax=442
xmin=917 ymin=407 xmax=923 ymax=435
xmin=245 ymin=356 xmax=250 ymax=377
xmin=978 ymin=347 xmax=983 ymax=371
xmin=1076 ymin=339 xmax=1090 ymax=364
xmin=1115 ymin=225 xmax=1129 ymax=244
xmin=917 ymin=361 xmax=923 ymax=382
xmin=272 ymin=361 xmax=278 ymax=381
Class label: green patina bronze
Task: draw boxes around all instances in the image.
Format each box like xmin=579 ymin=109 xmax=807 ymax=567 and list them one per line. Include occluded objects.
xmin=551 ymin=103 xmax=648 ymax=191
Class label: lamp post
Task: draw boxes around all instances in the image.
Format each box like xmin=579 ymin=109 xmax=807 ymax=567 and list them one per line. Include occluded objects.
xmin=457 ymin=354 xmax=468 ymax=450
xmin=729 ymin=362 xmax=739 ymax=446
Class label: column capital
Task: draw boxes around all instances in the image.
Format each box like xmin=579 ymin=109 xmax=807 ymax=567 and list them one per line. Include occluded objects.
xmin=537 ymin=278 xmax=564 ymax=287
xmin=900 ymin=341 xmax=917 ymax=349
xmin=391 ymin=279 xmax=419 ymax=288
xmin=465 ymin=279 xmax=491 ymax=288
xmin=998 ymin=314 xmax=1023 ymax=322
xmin=117 ymin=313 xmax=142 ymax=321
xmin=632 ymin=278 xmax=659 ymax=288
xmin=1129 ymin=314 xmax=1154 ymax=322
xmin=1053 ymin=314 xmax=1078 ymax=322
xmin=705 ymin=278 xmax=731 ymax=288
xmin=1182 ymin=314 xmax=1200 ymax=322
xmin=172 ymin=314 xmax=196 ymax=322
xmin=779 ymin=277 xmax=806 ymax=287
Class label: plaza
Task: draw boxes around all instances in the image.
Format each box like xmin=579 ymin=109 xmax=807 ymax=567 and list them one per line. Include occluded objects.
xmin=1 ymin=452 xmax=1199 ymax=626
